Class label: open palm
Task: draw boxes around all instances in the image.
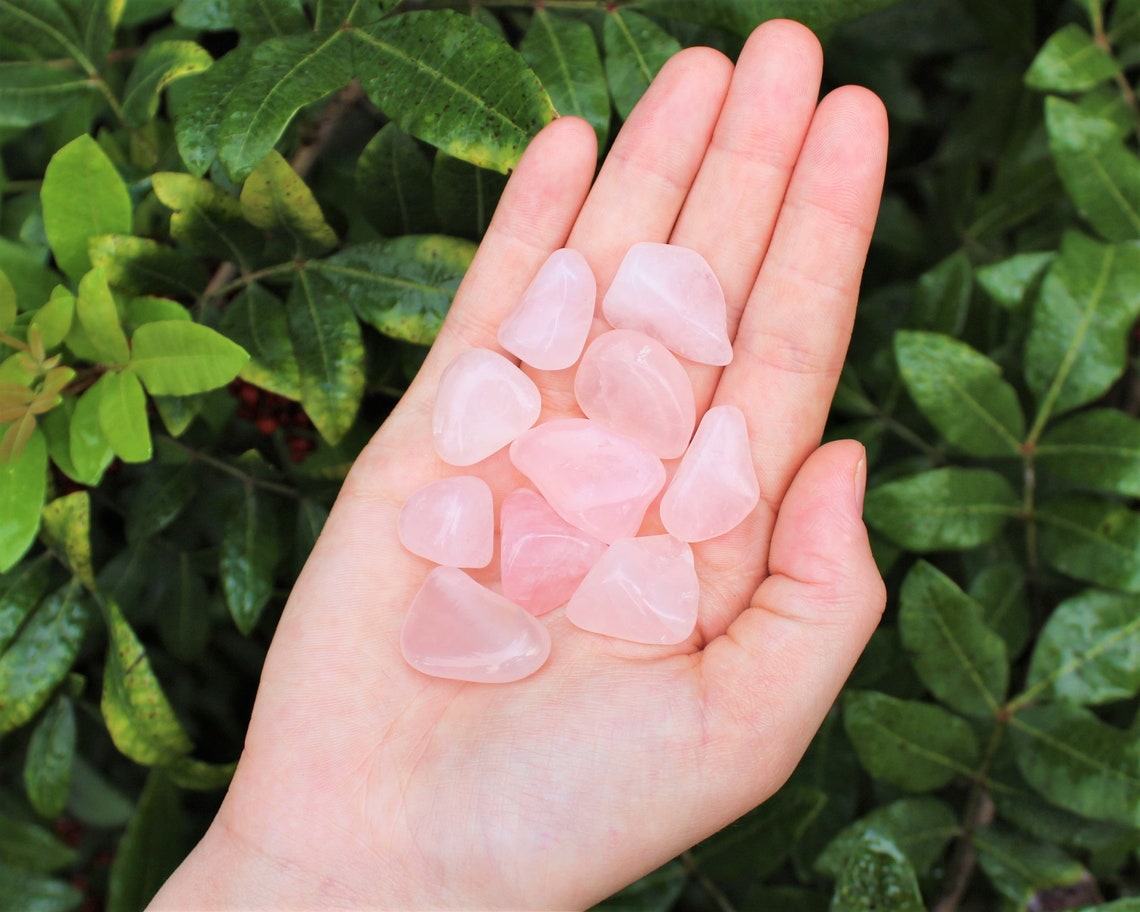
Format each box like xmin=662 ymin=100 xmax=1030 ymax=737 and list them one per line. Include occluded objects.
xmin=152 ymin=20 xmax=888 ymax=911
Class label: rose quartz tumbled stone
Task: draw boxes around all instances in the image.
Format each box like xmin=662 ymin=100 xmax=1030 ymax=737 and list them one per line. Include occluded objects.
xmin=602 ymin=243 xmax=732 ymax=366
xmin=497 ymin=248 xmax=596 ymax=371
xmin=566 ymin=535 xmax=699 ymax=645
xmin=660 ymin=405 xmax=759 ymax=542
xmin=401 ymin=566 xmax=551 ymax=683
xmin=500 ymin=488 xmax=607 ymax=616
xmin=433 ymin=348 xmax=542 ymax=466
xmin=509 ymin=418 xmax=665 ymax=543
xmin=397 ymin=475 xmax=494 ymax=568
xmin=574 ymin=329 xmax=696 ymax=459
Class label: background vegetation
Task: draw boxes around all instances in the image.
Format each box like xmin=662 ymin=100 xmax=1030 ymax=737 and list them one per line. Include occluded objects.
xmin=1 ymin=0 xmax=1139 ymax=909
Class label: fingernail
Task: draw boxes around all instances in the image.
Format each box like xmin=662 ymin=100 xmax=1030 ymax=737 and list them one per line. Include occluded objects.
xmin=854 ymin=451 xmax=867 ymax=514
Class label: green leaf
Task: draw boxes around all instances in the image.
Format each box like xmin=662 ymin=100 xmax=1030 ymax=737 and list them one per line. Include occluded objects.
xmin=520 ymin=9 xmax=609 ymax=146
xmin=219 ymin=283 xmax=300 ymax=400
xmin=125 ymin=296 xmax=191 ymax=332
xmin=31 ymin=288 xmax=75 ymax=351
xmin=1037 ymin=409 xmax=1140 ymax=497
xmin=68 ymin=381 xmax=114 ymax=486
xmin=975 ymin=252 xmax=1055 ymax=310
xmin=0 ymin=270 xmax=14 ymax=333
xmin=911 ymin=250 xmax=972 ymax=336
xmin=352 ymin=10 xmax=556 ymax=174
xmin=0 ymin=813 xmax=77 ymax=872
xmin=41 ymin=135 xmax=132 ymax=281
xmin=863 ymin=468 xmax=1019 ymax=552
xmin=232 ymin=0 xmax=305 ymax=43
xmin=220 ymin=486 xmax=281 ymax=634
xmin=628 ymin=0 xmax=903 ymax=37
xmin=66 ymin=756 xmax=133 ymax=827
xmin=126 ymin=462 xmax=197 ymax=543
xmin=101 ymin=598 xmax=193 ymax=765
xmin=827 ymin=832 xmax=924 ymax=912
xmin=0 ymin=554 xmax=51 ymax=654
xmin=431 ymin=152 xmax=506 ymax=240
xmin=0 ymin=63 xmax=92 ymax=128
xmin=156 ymin=553 xmax=209 ymax=663
xmin=40 ymin=491 xmax=95 ymax=590
xmin=1011 ymin=703 xmax=1140 ymax=828
xmin=591 ymin=861 xmax=687 ymax=912
xmin=23 ymin=695 xmax=76 ymax=819
xmin=603 ymin=8 xmax=681 ymax=121
xmin=106 ymin=772 xmax=184 ymax=912
xmin=1038 ymin=496 xmax=1140 ymax=592
xmin=97 ymin=371 xmax=152 ymax=463
xmin=894 ymin=331 xmax=1025 ymax=457
xmin=843 ymin=690 xmax=979 ymax=791
xmin=0 ymin=0 xmax=85 ymax=60
xmin=968 ymin=562 xmax=1031 ymax=660
xmin=1025 ymin=24 xmax=1119 ymax=92
xmin=0 ymin=428 xmax=47 ymax=573
xmin=309 ymin=236 xmax=475 ymax=345
xmin=164 ymin=755 xmax=235 ymax=791
xmin=355 ymin=124 xmax=438 ymax=237
xmin=121 ymin=39 xmax=212 ymax=127
xmin=151 ymin=171 xmax=257 ymax=261
xmin=68 ymin=0 xmax=126 ymax=65
xmin=973 ymin=823 xmax=1089 ymax=905
xmin=89 ymin=234 xmax=210 ymax=298
xmin=171 ymin=46 xmax=252 ymax=177
xmin=0 ymin=863 xmax=81 ymax=912
xmin=0 ymin=578 xmax=88 ymax=736
xmin=75 ymin=266 xmax=129 ymax=365
xmin=899 ymin=560 xmax=1008 ymax=717
xmin=239 ymin=150 xmax=337 ymax=256
xmin=129 ymin=320 xmax=249 ymax=396
xmin=815 ymin=797 xmax=958 ymax=880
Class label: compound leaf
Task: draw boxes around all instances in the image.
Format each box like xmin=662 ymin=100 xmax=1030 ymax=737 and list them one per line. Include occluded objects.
xmin=129 ymin=320 xmax=249 ymax=396
xmin=1038 ymin=496 xmax=1140 ymax=592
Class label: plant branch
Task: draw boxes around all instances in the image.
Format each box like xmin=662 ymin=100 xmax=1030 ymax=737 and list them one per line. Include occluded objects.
xmin=680 ymin=852 xmax=738 ymax=912
xmin=166 ymin=439 xmax=302 ymax=500
xmin=1092 ymin=16 xmax=1140 ymax=144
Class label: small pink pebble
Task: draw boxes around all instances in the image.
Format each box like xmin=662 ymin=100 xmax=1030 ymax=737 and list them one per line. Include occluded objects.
xmin=433 ymin=348 xmax=542 ymax=466
xmin=602 ymin=242 xmax=732 ymax=366
xmin=398 ymin=475 xmax=494 ymax=567
xmin=660 ymin=405 xmax=759 ymax=542
xmin=566 ymin=535 xmax=699 ymax=645
xmin=497 ymin=248 xmax=597 ymax=370
xmin=574 ymin=329 xmax=696 ymax=459
xmin=509 ymin=418 xmax=665 ymax=543
xmin=500 ymin=488 xmax=607 ymax=616
xmin=401 ymin=566 xmax=551 ymax=683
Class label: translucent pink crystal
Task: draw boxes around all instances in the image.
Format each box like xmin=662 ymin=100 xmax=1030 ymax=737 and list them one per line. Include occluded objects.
xmin=509 ymin=418 xmax=665 ymax=543
xmin=660 ymin=405 xmax=759 ymax=542
xmin=500 ymin=488 xmax=607 ymax=616
xmin=397 ymin=475 xmax=494 ymax=568
xmin=566 ymin=535 xmax=699 ymax=645
xmin=574 ymin=329 xmax=696 ymax=459
xmin=602 ymin=243 xmax=732 ymax=366
xmin=433 ymin=348 xmax=542 ymax=466
xmin=401 ymin=567 xmax=551 ymax=683
xmin=497 ymin=248 xmax=597 ymax=371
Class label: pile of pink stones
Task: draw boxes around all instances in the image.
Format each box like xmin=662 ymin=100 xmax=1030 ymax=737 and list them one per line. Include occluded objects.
xmin=398 ymin=242 xmax=760 ymax=684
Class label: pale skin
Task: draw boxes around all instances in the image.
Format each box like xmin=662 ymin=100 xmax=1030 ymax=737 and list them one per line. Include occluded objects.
xmin=150 ymin=19 xmax=889 ymax=911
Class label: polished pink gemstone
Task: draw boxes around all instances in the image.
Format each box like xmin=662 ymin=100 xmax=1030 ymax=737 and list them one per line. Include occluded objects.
xmin=602 ymin=243 xmax=732 ymax=366
xmin=500 ymin=488 xmax=607 ymax=616
xmin=566 ymin=535 xmax=699 ymax=645
xmin=398 ymin=475 xmax=494 ymax=568
xmin=574 ymin=329 xmax=696 ymax=459
xmin=509 ymin=418 xmax=665 ymax=543
xmin=401 ymin=567 xmax=551 ymax=683
xmin=433 ymin=348 xmax=542 ymax=466
xmin=660 ymin=405 xmax=759 ymax=542
xmin=497 ymin=248 xmax=597 ymax=371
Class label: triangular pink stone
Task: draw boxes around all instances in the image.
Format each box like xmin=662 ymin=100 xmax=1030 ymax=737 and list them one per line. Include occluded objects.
xmin=509 ymin=418 xmax=665 ymax=543
xmin=566 ymin=535 xmax=699 ymax=645
xmin=401 ymin=566 xmax=551 ymax=683
xmin=497 ymin=248 xmax=597 ymax=371
xmin=574 ymin=329 xmax=696 ymax=458
xmin=601 ymin=243 xmax=732 ymax=366
xmin=500 ymin=488 xmax=607 ymax=616
xmin=660 ymin=405 xmax=759 ymax=542
xmin=397 ymin=475 xmax=494 ymax=568
xmin=433 ymin=348 xmax=542 ymax=466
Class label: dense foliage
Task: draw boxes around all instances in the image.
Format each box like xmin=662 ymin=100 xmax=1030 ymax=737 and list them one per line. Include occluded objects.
xmin=1 ymin=0 xmax=1140 ymax=909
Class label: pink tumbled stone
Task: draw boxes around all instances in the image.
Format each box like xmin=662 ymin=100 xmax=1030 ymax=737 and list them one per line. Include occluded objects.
xmin=602 ymin=242 xmax=732 ymax=366
xmin=401 ymin=567 xmax=551 ymax=683
xmin=497 ymin=248 xmax=597 ymax=370
xmin=500 ymin=488 xmax=607 ymax=616
xmin=566 ymin=535 xmax=699 ymax=645
xmin=433 ymin=348 xmax=542 ymax=466
xmin=398 ymin=475 xmax=494 ymax=568
xmin=660 ymin=405 xmax=759 ymax=542
xmin=509 ymin=418 xmax=665 ymax=543
xmin=574 ymin=329 xmax=696 ymax=459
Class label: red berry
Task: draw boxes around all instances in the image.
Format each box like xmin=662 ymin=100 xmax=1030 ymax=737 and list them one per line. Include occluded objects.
xmin=255 ymin=416 xmax=278 ymax=436
xmin=239 ymin=385 xmax=260 ymax=408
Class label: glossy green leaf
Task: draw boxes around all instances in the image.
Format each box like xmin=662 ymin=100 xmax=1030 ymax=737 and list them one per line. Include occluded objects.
xmin=173 ymin=0 xmax=232 ymax=29
xmin=815 ymin=797 xmax=957 ymax=880
xmin=352 ymin=11 xmax=556 ymax=174
xmin=0 ymin=63 xmax=92 ymax=128
xmin=125 ymin=296 xmax=191 ymax=331
xmin=592 ymin=861 xmax=686 ymax=912
xmin=171 ymin=46 xmax=253 ymax=177
xmin=0 ymin=554 xmax=51 ymax=654
xmin=152 ymin=394 xmax=201 ymax=438
xmin=1037 ymin=409 xmax=1140 ymax=497
xmin=843 ymin=690 xmax=979 ymax=791
xmin=221 ymin=486 xmax=280 ymax=635
xmin=97 ymin=371 xmax=151 ymax=463
xmin=0 ymin=270 xmax=14 ymax=332
xmin=68 ymin=381 xmax=114 ymax=486
xmin=975 ymin=251 xmax=1055 ymax=310
xmin=863 ymin=468 xmax=1019 ymax=552
xmin=0 ymin=0 xmax=85 ymax=60
xmin=66 ymin=756 xmax=133 ymax=827
xmin=24 ymin=695 xmax=76 ymax=818
xmin=89 ymin=234 xmax=210 ymax=298
xmin=912 ymin=249 xmax=972 ymax=336
xmin=0 ymin=863 xmax=81 ymax=912
xmin=219 ymin=283 xmax=300 ymax=400
xmin=894 ymin=330 xmax=1025 ymax=456
xmin=0 ymin=238 xmax=59 ymax=309
xmin=993 ymin=788 xmax=1138 ymax=859
xmin=165 ymin=755 xmax=235 ymax=791
xmin=101 ymin=598 xmax=193 ymax=765
xmin=603 ymin=8 xmax=681 ymax=121
xmin=0 ymin=813 xmax=77 ymax=872
xmin=106 ymin=771 xmax=184 ymax=912
xmin=827 ymin=831 xmax=924 ymax=912
xmin=156 ymin=553 xmax=209 ymax=662
xmin=68 ymin=0 xmax=126 ymax=64
xmin=233 ymin=0 xmax=305 ymax=43
xmin=968 ymin=562 xmax=1031 ymax=660
xmin=355 ymin=123 xmax=438 ymax=237
xmin=31 ymin=288 xmax=75 ymax=351
xmin=314 ymin=0 xmax=392 ymax=29
xmin=629 ymin=0 xmax=902 ymax=37
xmin=1025 ymin=24 xmax=1118 ymax=91
xmin=121 ymin=39 xmax=212 ymax=127
xmin=75 ymin=266 xmax=129 ymax=365
xmin=973 ymin=823 xmax=1089 ymax=905
xmin=125 ymin=462 xmax=197 ymax=542
xmin=431 ymin=152 xmax=506 ymax=240
xmin=0 ymin=578 xmax=88 ymax=735
xmin=151 ymin=171 xmax=258 ymax=261
xmin=41 ymin=135 xmax=132 ymax=281
xmin=0 ymin=428 xmax=47 ymax=573
xmin=1038 ymin=496 xmax=1140 ymax=592
xmin=899 ymin=560 xmax=1008 ymax=717
xmin=240 ymin=150 xmax=337 ymax=256
xmin=129 ymin=320 xmax=249 ymax=396
xmin=1011 ymin=703 xmax=1140 ymax=827
xmin=40 ymin=491 xmax=95 ymax=589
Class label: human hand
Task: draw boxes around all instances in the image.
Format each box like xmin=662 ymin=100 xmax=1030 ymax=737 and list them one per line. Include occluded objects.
xmin=150 ymin=18 xmax=888 ymax=911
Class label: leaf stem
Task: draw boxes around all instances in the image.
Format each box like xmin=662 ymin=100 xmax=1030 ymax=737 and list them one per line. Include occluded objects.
xmin=1022 ymin=451 xmax=1038 ymax=572
xmin=165 ymin=439 xmax=302 ymax=500
xmin=1092 ymin=14 xmax=1140 ymax=144
xmin=877 ymin=411 xmax=947 ymax=464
